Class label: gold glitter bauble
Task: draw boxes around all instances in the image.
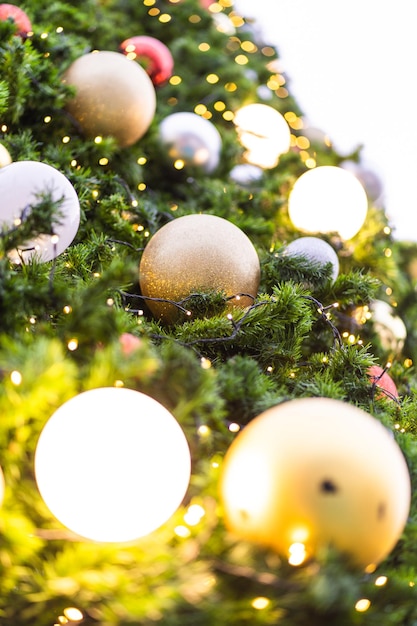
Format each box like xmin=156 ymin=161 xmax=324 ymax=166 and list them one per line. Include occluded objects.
xmin=63 ymin=51 xmax=156 ymax=148
xmin=139 ymin=214 xmax=260 ymax=324
xmin=220 ymin=397 xmax=411 ymax=570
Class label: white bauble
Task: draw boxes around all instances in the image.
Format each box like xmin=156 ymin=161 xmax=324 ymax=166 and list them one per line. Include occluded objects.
xmin=0 ymin=161 xmax=80 ymax=263
xmin=159 ymin=112 xmax=222 ymax=174
xmin=283 ymin=236 xmax=339 ymax=283
xmin=229 ymin=163 xmax=263 ymax=187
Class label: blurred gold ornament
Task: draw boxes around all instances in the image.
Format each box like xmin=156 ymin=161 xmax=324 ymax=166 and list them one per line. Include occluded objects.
xmin=63 ymin=51 xmax=156 ymax=148
xmin=220 ymin=397 xmax=410 ymax=570
xmin=0 ymin=142 xmax=11 ymax=167
xmin=139 ymin=214 xmax=260 ymax=324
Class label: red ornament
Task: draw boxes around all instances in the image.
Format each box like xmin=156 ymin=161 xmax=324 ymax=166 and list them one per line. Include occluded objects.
xmin=0 ymin=3 xmax=32 ymax=37
xmin=119 ymin=332 xmax=142 ymax=355
xmin=120 ymin=36 xmax=174 ymax=87
xmin=368 ymin=365 xmax=399 ymax=401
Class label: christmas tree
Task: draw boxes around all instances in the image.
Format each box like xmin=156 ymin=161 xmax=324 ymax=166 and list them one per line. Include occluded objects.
xmin=1 ymin=1 xmax=417 ymax=624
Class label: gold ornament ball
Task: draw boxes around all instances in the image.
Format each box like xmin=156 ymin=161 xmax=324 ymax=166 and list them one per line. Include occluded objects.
xmin=220 ymin=397 xmax=410 ymax=570
xmin=63 ymin=51 xmax=156 ymax=148
xmin=139 ymin=214 xmax=260 ymax=324
xmin=0 ymin=142 xmax=11 ymax=167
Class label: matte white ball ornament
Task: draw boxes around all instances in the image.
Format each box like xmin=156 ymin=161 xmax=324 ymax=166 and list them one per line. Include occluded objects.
xmin=283 ymin=236 xmax=339 ymax=283
xmin=233 ymin=103 xmax=291 ymax=169
xmin=34 ymin=387 xmax=191 ymax=543
xmin=220 ymin=397 xmax=410 ymax=570
xmin=229 ymin=163 xmax=263 ymax=187
xmin=0 ymin=161 xmax=80 ymax=263
xmin=288 ymin=165 xmax=368 ymax=239
xmin=159 ymin=112 xmax=222 ymax=174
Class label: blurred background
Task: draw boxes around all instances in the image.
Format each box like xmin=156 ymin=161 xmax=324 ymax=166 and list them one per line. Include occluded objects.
xmin=235 ymin=0 xmax=417 ymax=241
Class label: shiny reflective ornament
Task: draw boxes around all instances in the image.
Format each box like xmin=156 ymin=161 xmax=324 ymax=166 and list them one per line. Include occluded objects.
xmin=370 ymin=299 xmax=407 ymax=355
xmin=256 ymin=84 xmax=273 ymax=101
xmin=35 ymin=387 xmax=191 ymax=543
xmin=288 ymin=165 xmax=368 ymax=239
xmin=159 ymin=112 xmax=222 ymax=174
xmin=0 ymin=3 xmax=32 ymax=36
xmin=0 ymin=142 xmax=12 ymax=167
xmin=368 ymin=365 xmax=399 ymax=400
xmin=302 ymin=124 xmax=332 ymax=149
xmin=233 ymin=103 xmax=291 ymax=169
xmin=120 ymin=35 xmax=174 ymax=87
xmin=0 ymin=161 xmax=80 ymax=263
xmin=342 ymin=160 xmax=384 ymax=204
xmin=63 ymin=51 xmax=156 ymax=148
xmin=220 ymin=397 xmax=410 ymax=570
xmin=139 ymin=213 xmax=260 ymax=324
xmin=229 ymin=163 xmax=263 ymax=187
xmin=283 ymin=236 xmax=339 ymax=283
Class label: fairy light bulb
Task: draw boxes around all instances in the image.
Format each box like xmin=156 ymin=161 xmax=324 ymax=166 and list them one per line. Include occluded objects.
xmin=34 ymin=387 xmax=191 ymax=542
xmin=288 ymin=542 xmax=307 ymax=566
xmin=233 ymin=103 xmax=291 ymax=169
xmin=288 ymin=165 xmax=368 ymax=239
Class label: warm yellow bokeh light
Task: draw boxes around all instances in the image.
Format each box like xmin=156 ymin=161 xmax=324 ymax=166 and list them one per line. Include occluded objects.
xmin=35 ymin=387 xmax=191 ymax=542
xmin=63 ymin=607 xmax=83 ymax=622
xmin=288 ymin=165 xmax=368 ymax=239
xmin=252 ymin=597 xmax=270 ymax=610
xmin=355 ymin=598 xmax=371 ymax=612
xmin=288 ymin=542 xmax=307 ymax=566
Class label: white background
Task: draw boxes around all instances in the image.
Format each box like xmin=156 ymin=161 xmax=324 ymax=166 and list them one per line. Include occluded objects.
xmin=235 ymin=0 xmax=417 ymax=241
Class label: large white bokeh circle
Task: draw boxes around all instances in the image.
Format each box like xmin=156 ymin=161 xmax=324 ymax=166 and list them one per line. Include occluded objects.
xmin=34 ymin=387 xmax=191 ymax=542
xmin=0 ymin=161 xmax=80 ymax=263
xmin=288 ymin=165 xmax=368 ymax=240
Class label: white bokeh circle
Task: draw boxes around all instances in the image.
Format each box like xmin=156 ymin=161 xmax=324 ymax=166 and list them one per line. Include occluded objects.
xmin=234 ymin=103 xmax=291 ymax=169
xmin=34 ymin=387 xmax=191 ymax=543
xmin=288 ymin=165 xmax=368 ymax=239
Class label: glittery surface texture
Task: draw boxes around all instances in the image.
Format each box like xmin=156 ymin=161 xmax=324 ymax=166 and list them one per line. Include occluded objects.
xmin=139 ymin=214 xmax=260 ymax=323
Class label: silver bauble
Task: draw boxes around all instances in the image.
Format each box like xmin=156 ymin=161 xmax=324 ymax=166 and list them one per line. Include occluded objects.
xmin=159 ymin=112 xmax=222 ymax=174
